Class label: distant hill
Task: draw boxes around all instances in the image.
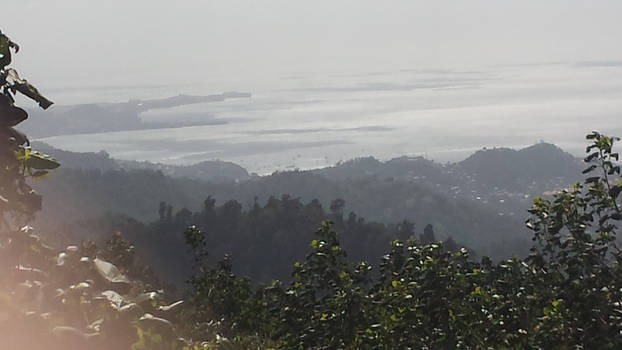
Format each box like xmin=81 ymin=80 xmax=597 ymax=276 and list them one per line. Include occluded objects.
xmin=455 ymin=142 xmax=583 ymax=191
xmin=33 ymin=141 xmax=121 ymax=171
xmin=29 ymin=141 xmax=586 ymax=260
xmin=33 ymin=141 xmax=249 ymax=183
xmin=315 ymin=142 xmax=582 ymax=199
xmin=35 ymin=165 xmax=526 ymax=261
xmin=314 ymin=156 xmax=451 ymax=184
xmin=117 ymin=159 xmax=250 ymax=183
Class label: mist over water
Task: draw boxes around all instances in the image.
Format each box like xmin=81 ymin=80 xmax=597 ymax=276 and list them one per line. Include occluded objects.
xmin=39 ymin=63 xmax=622 ymax=174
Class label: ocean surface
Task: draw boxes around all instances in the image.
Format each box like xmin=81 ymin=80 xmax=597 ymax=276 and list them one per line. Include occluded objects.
xmin=37 ymin=62 xmax=622 ymax=174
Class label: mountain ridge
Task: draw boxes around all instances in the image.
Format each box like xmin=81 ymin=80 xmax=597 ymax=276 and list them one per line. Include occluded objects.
xmin=31 ymin=140 xmax=584 ymax=260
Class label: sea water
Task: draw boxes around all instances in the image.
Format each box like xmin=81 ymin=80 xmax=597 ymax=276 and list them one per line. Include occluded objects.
xmin=37 ymin=63 xmax=622 ymax=174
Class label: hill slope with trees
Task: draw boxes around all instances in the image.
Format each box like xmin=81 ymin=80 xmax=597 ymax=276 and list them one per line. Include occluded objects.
xmin=33 ymin=141 xmax=583 ymax=260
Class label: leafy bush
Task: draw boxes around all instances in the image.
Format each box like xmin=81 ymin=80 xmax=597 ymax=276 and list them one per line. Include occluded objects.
xmin=182 ymin=131 xmax=622 ymax=349
xmin=0 ymin=33 xmax=189 ymax=350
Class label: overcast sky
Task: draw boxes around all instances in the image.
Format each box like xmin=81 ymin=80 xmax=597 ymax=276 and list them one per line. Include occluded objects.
xmin=5 ymin=0 xmax=622 ymax=87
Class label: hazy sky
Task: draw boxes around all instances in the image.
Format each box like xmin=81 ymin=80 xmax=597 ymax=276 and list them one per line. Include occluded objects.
xmin=5 ymin=1 xmax=622 ymax=87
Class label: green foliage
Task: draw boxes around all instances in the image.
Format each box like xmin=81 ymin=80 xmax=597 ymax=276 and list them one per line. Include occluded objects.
xmin=0 ymin=31 xmax=57 ymax=224
xmin=0 ymin=34 xmax=191 ymax=350
xmin=180 ymin=131 xmax=622 ymax=349
xmin=68 ymin=195 xmax=466 ymax=288
xmin=0 ymin=226 xmax=191 ymax=349
xmin=182 ymin=226 xmax=277 ymax=341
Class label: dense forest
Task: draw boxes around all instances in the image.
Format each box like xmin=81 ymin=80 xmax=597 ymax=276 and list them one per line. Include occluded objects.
xmin=32 ymin=140 xmax=584 ymax=263
xmin=60 ymin=195 xmax=466 ymax=286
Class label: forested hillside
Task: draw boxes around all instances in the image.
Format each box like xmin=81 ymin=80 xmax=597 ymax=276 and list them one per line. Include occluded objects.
xmin=455 ymin=142 xmax=584 ymax=192
xmin=51 ymin=195 xmax=469 ymax=286
xmin=33 ymin=141 xmax=582 ymax=260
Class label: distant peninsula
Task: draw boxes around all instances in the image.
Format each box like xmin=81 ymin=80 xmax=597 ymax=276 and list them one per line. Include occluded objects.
xmin=21 ymin=91 xmax=251 ymax=138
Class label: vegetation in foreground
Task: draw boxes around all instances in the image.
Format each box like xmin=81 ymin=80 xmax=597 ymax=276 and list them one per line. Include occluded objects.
xmin=178 ymin=132 xmax=622 ymax=349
